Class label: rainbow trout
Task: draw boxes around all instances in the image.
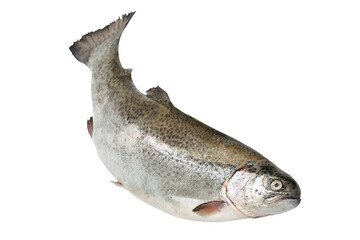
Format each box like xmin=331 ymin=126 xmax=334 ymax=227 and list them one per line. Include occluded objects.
xmin=70 ymin=12 xmax=301 ymax=221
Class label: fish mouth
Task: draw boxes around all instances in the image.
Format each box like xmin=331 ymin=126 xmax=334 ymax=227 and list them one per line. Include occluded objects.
xmin=265 ymin=195 xmax=301 ymax=204
xmin=259 ymin=196 xmax=301 ymax=216
xmin=281 ymin=197 xmax=301 ymax=207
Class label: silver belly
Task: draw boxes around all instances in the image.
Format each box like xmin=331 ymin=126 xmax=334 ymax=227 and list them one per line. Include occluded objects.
xmin=92 ymin=118 xmax=241 ymax=220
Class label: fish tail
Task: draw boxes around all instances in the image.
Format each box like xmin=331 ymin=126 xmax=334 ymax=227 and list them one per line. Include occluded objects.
xmin=69 ymin=12 xmax=135 ymax=66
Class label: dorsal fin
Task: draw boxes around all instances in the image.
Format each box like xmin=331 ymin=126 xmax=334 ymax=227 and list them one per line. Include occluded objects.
xmin=146 ymin=86 xmax=172 ymax=106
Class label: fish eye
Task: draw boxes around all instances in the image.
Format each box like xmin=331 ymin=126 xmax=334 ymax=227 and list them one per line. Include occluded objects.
xmin=270 ymin=180 xmax=283 ymax=191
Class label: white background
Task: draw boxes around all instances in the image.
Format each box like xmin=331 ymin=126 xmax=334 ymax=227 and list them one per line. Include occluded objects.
xmin=1 ymin=0 xmax=359 ymax=239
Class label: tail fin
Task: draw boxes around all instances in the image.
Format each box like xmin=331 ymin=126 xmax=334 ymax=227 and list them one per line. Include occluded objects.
xmin=69 ymin=12 xmax=135 ymax=65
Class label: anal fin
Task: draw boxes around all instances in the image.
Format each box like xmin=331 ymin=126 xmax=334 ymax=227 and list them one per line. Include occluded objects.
xmin=111 ymin=181 xmax=123 ymax=187
xmin=192 ymin=201 xmax=225 ymax=216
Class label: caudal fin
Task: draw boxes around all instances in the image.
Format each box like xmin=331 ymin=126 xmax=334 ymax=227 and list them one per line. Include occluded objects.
xmin=69 ymin=12 xmax=135 ymax=65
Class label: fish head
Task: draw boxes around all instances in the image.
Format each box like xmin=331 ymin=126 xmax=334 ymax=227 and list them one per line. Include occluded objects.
xmin=225 ymin=162 xmax=301 ymax=218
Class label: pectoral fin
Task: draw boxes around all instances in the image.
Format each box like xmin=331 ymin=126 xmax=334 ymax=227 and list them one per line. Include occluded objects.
xmin=192 ymin=201 xmax=225 ymax=216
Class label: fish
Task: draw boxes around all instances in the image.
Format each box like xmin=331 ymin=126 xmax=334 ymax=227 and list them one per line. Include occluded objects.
xmin=70 ymin=12 xmax=301 ymax=221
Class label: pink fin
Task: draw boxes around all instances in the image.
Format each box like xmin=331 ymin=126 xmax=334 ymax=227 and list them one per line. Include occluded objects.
xmin=192 ymin=201 xmax=225 ymax=216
